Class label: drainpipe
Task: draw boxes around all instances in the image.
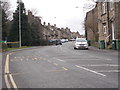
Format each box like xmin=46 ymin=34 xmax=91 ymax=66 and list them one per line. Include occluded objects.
xmin=107 ymin=2 xmax=111 ymax=46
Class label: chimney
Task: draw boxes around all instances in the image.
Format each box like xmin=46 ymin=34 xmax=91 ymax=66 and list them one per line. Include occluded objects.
xmin=43 ymin=22 xmax=46 ymax=26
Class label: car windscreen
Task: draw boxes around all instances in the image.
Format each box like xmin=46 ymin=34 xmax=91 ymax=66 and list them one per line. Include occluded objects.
xmin=76 ymin=39 xmax=87 ymax=42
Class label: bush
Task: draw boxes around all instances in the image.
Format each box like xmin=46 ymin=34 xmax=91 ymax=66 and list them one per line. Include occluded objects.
xmin=2 ymin=43 xmax=7 ymax=51
xmin=7 ymin=42 xmax=19 ymax=48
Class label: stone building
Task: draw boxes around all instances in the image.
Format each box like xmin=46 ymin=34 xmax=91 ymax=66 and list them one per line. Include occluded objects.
xmin=85 ymin=0 xmax=120 ymax=48
xmin=85 ymin=3 xmax=99 ymax=42
xmin=28 ymin=11 xmax=80 ymax=42
xmin=97 ymin=1 xmax=120 ymax=47
xmin=71 ymin=32 xmax=81 ymax=39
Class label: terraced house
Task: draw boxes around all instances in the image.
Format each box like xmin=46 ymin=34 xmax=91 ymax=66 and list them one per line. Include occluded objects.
xmin=85 ymin=0 xmax=120 ymax=49
xmin=28 ymin=11 xmax=80 ymax=42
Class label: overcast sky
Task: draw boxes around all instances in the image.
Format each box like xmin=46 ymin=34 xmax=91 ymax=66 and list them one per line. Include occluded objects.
xmin=9 ymin=0 xmax=96 ymax=35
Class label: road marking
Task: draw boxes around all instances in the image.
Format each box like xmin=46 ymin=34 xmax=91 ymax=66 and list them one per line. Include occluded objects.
xmin=62 ymin=67 xmax=68 ymax=70
xmin=96 ymin=70 xmax=120 ymax=73
xmin=48 ymin=60 xmax=51 ymax=63
xmin=4 ymin=53 xmax=18 ymax=89
xmin=56 ymin=59 xmax=66 ymax=62
xmin=5 ymin=54 xmax=10 ymax=73
xmin=4 ymin=75 xmax=11 ymax=88
xmin=78 ymin=64 xmax=120 ymax=67
xmin=53 ymin=63 xmax=58 ymax=66
xmin=46 ymin=70 xmax=64 ymax=72
xmin=9 ymin=74 xmax=18 ymax=89
xmin=75 ymin=65 xmax=106 ymax=77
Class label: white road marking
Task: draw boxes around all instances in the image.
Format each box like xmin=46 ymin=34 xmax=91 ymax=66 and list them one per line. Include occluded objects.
xmin=53 ymin=63 xmax=58 ymax=66
xmin=9 ymin=74 xmax=18 ymax=89
xmin=48 ymin=60 xmax=51 ymax=63
xmin=89 ymin=56 xmax=112 ymax=61
xmin=11 ymin=59 xmax=13 ymax=62
xmin=96 ymin=70 xmax=120 ymax=73
xmin=56 ymin=58 xmax=66 ymax=62
xmin=79 ymin=64 xmax=120 ymax=67
xmin=75 ymin=65 xmax=106 ymax=77
xmin=21 ymin=59 xmax=23 ymax=61
xmin=62 ymin=67 xmax=68 ymax=70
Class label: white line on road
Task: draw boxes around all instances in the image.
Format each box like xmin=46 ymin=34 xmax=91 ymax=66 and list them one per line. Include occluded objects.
xmin=78 ymin=64 xmax=120 ymax=67
xmin=9 ymin=74 xmax=18 ymax=89
xmin=96 ymin=70 xmax=120 ymax=73
xmin=48 ymin=60 xmax=51 ymax=63
xmin=75 ymin=65 xmax=106 ymax=77
xmin=62 ymin=67 xmax=68 ymax=70
xmin=56 ymin=58 xmax=66 ymax=62
xmin=53 ymin=63 xmax=58 ymax=66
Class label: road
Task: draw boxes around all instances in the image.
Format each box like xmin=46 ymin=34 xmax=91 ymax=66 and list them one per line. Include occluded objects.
xmin=3 ymin=42 xmax=119 ymax=88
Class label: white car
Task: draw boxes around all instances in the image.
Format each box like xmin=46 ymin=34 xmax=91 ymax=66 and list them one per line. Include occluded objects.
xmin=74 ymin=38 xmax=88 ymax=50
xmin=61 ymin=39 xmax=66 ymax=43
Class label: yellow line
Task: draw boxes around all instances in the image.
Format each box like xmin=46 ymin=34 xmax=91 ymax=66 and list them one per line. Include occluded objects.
xmin=9 ymin=74 xmax=18 ymax=89
xmin=4 ymin=54 xmax=11 ymax=88
xmin=5 ymin=54 xmax=10 ymax=73
xmin=62 ymin=67 xmax=68 ymax=70
xmin=4 ymin=53 xmax=18 ymax=89
xmin=4 ymin=75 xmax=11 ymax=88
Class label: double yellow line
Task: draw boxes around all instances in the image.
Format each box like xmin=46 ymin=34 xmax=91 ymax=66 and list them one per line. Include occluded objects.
xmin=4 ymin=53 xmax=18 ymax=89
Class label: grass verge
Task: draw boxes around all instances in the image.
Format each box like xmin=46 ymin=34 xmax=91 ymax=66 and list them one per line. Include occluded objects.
xmin=3 ymin=46 xmax=31 ymax=52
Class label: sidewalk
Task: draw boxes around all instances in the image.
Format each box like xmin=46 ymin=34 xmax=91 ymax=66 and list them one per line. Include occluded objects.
xmin=0 ymin=53 xmax=2 ymax=90
xmin=89 ymin=46 xmax=119 ymax=53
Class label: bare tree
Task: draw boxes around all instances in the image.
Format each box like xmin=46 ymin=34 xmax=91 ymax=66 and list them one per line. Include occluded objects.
xmin=1 ymin=0 xmax=11 ymax=19
xmin=29 ymin=8 xmax=39 ymax=16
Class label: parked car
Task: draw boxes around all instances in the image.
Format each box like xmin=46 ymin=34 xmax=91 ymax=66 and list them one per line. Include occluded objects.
xmin=74 ymin=38 xmax=88 ymax=50
xmin=56 ymin=40 xmax=62 ymax=45
xmin=61 ymin=39 xmax=66 ymax=43
xmin=65 ymin=39 xmax=69 ymax=42
xmin=70 ymin=38 xmax=75 ymax=41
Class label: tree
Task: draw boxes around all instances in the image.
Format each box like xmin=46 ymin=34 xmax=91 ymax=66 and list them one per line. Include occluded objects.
xmin=8 ymin=1 xmax=31 ymax=46
xmin=1 ymin=0 xmax=10 ymax=40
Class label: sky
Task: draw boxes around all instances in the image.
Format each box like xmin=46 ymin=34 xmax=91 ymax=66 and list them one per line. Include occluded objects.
xmin=9 ymin=0 xmax=96 ymax=35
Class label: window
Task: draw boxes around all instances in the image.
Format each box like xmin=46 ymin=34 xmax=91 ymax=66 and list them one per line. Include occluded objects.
xmin=103 ymin=24 xmax=107 ymax=34
xmin=109 ymin=0 xmax=114 ymax=10
xmin=102 ymin=1 xmax=106 ymax=14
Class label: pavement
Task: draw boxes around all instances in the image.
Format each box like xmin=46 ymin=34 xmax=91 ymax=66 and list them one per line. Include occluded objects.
xmin=0 ymin=53 xmax=2 ymax=90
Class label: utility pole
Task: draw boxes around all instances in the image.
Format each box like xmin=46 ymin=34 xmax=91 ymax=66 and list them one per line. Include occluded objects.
xmin=17 ymin=0 xmax=22 ymax=48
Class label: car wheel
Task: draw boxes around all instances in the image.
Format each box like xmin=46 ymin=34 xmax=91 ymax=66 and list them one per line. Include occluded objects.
xmin=74 ymin=47 xmax=77 ymax=50
xmin=86 ymin=48 xmax=88 ymax=50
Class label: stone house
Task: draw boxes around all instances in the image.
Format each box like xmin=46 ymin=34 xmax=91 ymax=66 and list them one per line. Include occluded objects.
xmin=85 ymin=0 xmax=120 ymax=48
xmin=85 ymin=3 xmax=99 ymax=43
xmin=97 ymin=0 xmax=120 ymax=47
xmin=28 ymin=11 xmax=80 ymax=42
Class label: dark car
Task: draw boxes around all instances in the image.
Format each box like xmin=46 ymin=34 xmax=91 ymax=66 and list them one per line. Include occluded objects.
xmin=56 ymin=40 xmax=62 ymax=45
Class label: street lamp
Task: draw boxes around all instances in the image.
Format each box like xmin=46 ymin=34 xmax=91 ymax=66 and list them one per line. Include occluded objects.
xmin=17 ymin=0 xmax=22 ymax=48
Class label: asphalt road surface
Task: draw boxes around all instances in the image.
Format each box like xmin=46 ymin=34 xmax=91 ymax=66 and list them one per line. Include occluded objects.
xmin=3 ymin=42 xmax=119 ymax=88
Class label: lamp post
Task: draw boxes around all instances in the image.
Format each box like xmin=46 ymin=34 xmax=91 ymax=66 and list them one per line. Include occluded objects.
xmin=17 ymin=0 xmax=22 ymax=48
